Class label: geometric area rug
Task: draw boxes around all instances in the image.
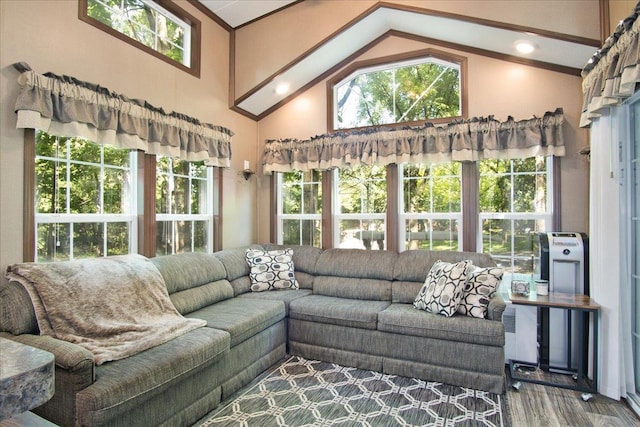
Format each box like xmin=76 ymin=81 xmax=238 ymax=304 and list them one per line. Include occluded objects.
xmin=198 ymin=356 xmax=508 ymax=427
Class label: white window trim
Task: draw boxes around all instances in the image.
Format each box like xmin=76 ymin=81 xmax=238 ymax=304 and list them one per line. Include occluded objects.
xmin=156 ymin=163 xmax=214 ymax=254
xmin=275 ymin=173 xmax=322 ymax=245
xmin=477 ymin=156 xmax=554 ymax=272
xmin=89 ymin=0 xmax=191 ymax=66
xmin=34 ymin=146 xmax=138 ymax=260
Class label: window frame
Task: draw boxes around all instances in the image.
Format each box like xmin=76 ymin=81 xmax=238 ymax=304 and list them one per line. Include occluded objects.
xmin=398 ymin=162 xmax=463 ymax=252
xmin=31 ymin=131 xmax=138 ymax=261
xmin=155 ymin=156 xmax=215 ymax=255
xmin=333 ymin=166 xmax=388 ymax=250
xmin=477 ymin=156 xmax=555 ymax=273
xmin=23 ymin=131 xmax=222 ymax=263
xmin=79 ymin=0 xmax=201 ymax=77
xmin=275 ymin=171 xmax=323 ymax=247
xmin=326 ymin=48 xmax=468 ymax=132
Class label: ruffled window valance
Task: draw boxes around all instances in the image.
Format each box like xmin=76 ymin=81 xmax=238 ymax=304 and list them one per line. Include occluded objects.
xmin=12 ymin=63 xmax=233 ymax=167
xmin=263 ymin=108 xmax=565 ymax=173
xmin=580 ymin=3 xmax=640 ymax=127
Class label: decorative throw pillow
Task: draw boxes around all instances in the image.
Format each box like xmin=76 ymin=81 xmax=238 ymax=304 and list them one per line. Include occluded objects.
xmin=245 ymin=248 xmax=299 ymax=292
xmin=457 ymin=266 xmax=503 ymax=318
xmin=413 ymin=259 xmax=472 ymax=317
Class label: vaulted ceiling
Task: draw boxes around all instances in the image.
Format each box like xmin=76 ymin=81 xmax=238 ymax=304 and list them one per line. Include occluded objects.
xmin=194 ymin=1 xmax=601 ymax=120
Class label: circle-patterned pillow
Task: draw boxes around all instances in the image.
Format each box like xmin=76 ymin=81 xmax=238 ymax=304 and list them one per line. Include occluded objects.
xmin=457 ymin=266 xmax=503 ymax=318
xmin=413 ymin=259 xmax=473 ymax=317
xmin=245 ymin=248 xmax=299 ymax=292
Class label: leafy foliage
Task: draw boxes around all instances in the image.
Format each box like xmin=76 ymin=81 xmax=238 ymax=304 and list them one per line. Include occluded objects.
xmin=336 ymin=60 xmax=460 ymax=129
xmin=35 ymin=132 xmax=131 ymax=261
xmin=87 ymin=0 xmax=186 ymax=64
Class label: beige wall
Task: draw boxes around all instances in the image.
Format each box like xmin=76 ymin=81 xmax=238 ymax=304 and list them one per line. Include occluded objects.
xmin=235 ymin=0 xmax=600 ymax=98
xmin=0 ymin=0 xmax=259 ymax=279
xmin=256 ymin=35 xmax=591 ymax=244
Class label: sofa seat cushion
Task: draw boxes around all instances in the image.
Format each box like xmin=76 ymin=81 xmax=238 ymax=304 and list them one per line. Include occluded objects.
xmin=75 ymin=327 xmax=229 ymax=425
xmin=187 ymin=298 xmax=285 ymax=347
xmin=236 ymin=289 xmax=313 ymax=315
xmin=289 ymin=295 xmax=390 ymax=330
xmin=377 ymin=303 xmax=504 ymax=347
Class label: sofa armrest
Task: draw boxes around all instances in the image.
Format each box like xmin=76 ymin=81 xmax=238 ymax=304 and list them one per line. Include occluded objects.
xmin=486 ymin=294 xmax=506 ymax=321
xmin=0 ymin=332 xmax=94 ymax=377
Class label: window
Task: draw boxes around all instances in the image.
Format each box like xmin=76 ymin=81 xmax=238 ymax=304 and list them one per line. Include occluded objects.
xmin=277 ymin=171 xmax=322 ymax=247
xmin=335 ymin=165 xmax=387 ymax=250
xmin=400 ymin=162 xmax=462 ymax=251
xmin=34 ymin=131 xmax=136 ymax=261
xmin=478 ymin=157 xmax=553 ymax=273
xmin=80 ymin=0 xmax=201 ymax=76
xmin=330 ymin=50 xmax=464 ymax=130
xmin=156 ymin=157 xmax=213 ymax=255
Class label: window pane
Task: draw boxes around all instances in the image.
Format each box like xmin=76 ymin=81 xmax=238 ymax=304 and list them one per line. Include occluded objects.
xmin=282 ymin=219 xmax=321 ymax=247
xmin=175 ymin=220 xmax=192 ymax=253
xmin=69 ymin=138 xmax=101 ymax=163
xmin=338 ymin=165 xmax=387 ymax=214
xmin=335 ymin=58 xmax=461 ymax=129
xmin=482 ymin=219 xmax=511 ymax=258
xmin=74 ymin=222 xmax=104 ymax=258
xmin=70 ymin=164 xmax=101 ymax=214
xmin=479 ymin=160 xmax=512 ymax=212
xmin=171 ymin=176 xmax=190 ymax=215
xmin=37 ymin=223 xmax=70 ymax=262
xmin=103 ymin=168 xmax=128 ymax=214
xmin=86 ymin=0 xmax=188 ymax=66
xmin=339 ymin=219 xmax=385 ymax=250
xmin=405 ymin=219 xmax=458 ymax=250
xmin=404 ymin=163 xmax=461 ymax=213
xmin=193 ymin=220 xmax=208 ymax=252
xmin=106 ymin=222 xmax=130 ymax=256
xmin=36 ymin=159 xmax=67 ymax=214
xmin=156 ymin=220 xmax=173 ymax=255
xmin=191 ymin=178 xmax=207 ymax=215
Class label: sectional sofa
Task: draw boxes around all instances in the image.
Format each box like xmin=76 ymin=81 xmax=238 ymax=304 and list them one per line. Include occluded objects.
xmin=0 ymin=244 xmax=506 ymax=426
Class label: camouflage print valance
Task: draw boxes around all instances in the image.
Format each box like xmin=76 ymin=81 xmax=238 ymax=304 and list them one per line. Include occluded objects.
xmin=263 ymin=108 xmax=565 ymax=173
xmin=12 ymin=63 xmax=233 ymax=167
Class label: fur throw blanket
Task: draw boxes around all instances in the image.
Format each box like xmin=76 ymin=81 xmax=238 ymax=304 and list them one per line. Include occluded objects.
xmin=5 ymin=254 xmax=206 ymax=365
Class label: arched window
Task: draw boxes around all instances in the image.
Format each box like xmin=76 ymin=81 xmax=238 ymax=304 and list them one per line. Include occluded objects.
xmin=328 ymin=49 xmax=466 ymax=130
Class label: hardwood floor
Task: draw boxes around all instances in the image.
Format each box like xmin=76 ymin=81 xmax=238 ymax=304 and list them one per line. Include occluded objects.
xmin=505 ymin=367 xmax=640 ymax=426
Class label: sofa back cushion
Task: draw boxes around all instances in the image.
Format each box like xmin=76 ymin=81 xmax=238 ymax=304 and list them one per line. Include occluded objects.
xmin=261 ymin=244 xmax=322 ymax=289
xmin=0 ymin=281 xmax=38 ymax=335
xmin=313 ymin=249 xmax=397 ymax=300
xmin=213 ymin=244 xmax=263 ymax=295
xmin=392 ymin=250 xmax=497 ymax=303
xmin=151 ymin=253 xmax=234 ymax=314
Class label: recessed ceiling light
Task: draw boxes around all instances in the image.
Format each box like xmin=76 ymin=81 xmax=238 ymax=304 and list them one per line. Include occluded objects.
xmin=275 ymin=83 xmax=290 ymax=95
xmin=515 ymin=40 xmax=536 ymax=54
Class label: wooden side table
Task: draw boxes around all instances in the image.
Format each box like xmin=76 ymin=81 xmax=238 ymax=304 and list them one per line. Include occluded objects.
xmin=508 ymin=291 xmax=600 ymax=401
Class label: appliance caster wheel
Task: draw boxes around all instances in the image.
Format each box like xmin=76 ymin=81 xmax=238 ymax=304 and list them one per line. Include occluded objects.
xmin=581 ymin=393 xmax=593 ymax=401
xmin=512 ymin=381 xmax=522 ymax=391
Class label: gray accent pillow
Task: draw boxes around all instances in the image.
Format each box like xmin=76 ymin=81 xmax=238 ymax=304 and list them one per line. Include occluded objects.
xmin=457 ymin=266 xmax=503 ymax=319
xmin=245 ymin=248 xmax=299 ymax=292
xmin=413 ymin=259 xmax=472 ymax=317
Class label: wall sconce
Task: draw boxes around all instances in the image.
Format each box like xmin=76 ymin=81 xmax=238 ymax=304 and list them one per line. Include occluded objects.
xmin=242 ymin=160 xmax=255 ymax=180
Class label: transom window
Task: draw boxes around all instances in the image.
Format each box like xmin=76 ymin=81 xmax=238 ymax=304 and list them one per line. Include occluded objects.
xmin=156 ymin=157 xmax=213 ymax=255
xmin=35 ymin=131 xmax=136 ymax=261
xmin=80 ymin=0 xmax=200 ymax=76
xmin=331 ymin=52 xmax=463 ymax=130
